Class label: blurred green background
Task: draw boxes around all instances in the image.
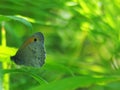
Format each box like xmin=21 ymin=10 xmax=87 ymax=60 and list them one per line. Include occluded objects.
xmin=0 ymin=0 xmax=120 ymax=90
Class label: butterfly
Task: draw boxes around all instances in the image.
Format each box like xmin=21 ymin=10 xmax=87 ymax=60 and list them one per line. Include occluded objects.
xmin=11 ymin=32 xmax=46 ymax=67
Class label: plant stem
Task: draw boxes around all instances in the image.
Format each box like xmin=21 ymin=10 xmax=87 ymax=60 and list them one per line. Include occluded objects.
xmin=1 ymin=22 xmax=10 ymax=90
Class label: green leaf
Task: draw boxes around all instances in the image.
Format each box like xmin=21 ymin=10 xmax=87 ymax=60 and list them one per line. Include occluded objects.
xmin=0 ymin=15 xmax=33 ymax=30
xmin=2 ymin=67 xmax=48 ymax=84
xmin=30 ymin=76 xmax=119 ymax=90
xmin=0 ymin=15 xmax=10 ymax=22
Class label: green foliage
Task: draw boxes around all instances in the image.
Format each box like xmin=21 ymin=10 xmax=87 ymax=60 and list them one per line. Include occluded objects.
xmin=0 ymin=0 xmax=120 ymax=90
xmin=0 ymin=15 xmax=32 ymax=30
xmin=30 ymin=76 xmax=119 ymax=90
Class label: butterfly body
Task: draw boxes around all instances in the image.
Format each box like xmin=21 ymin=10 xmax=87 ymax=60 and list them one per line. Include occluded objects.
xmin=11 ymin=32 xmax=46 ymax=67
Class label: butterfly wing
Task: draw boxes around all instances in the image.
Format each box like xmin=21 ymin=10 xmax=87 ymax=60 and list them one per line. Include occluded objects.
xmin=11 ymin=32 xmax=46 ymax=67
